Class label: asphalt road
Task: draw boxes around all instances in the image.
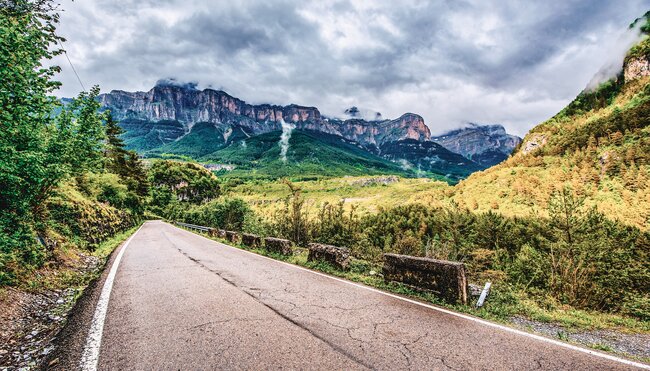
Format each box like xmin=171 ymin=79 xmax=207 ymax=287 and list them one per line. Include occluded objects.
xmin=48 ymin=221 xmax=647 ymax=370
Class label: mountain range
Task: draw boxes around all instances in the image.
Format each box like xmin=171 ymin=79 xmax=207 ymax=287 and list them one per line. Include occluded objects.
xmin=99 ymin=85 xmax=520 ymax=181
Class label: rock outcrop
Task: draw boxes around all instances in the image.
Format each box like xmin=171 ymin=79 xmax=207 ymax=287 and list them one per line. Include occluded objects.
xmin=624 ymin=57 xmax=650 ymax=81
xmin=520 ymin=133 xmax=547 ymax=155
xmin=99 ymin=82 xmax=500 ymax=179
xmin=431 ymin=124 xmax=521 ymax=167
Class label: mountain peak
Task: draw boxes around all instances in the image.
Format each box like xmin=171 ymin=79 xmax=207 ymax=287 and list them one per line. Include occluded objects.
xmin=431 ymin=123 xmax=521 ymax=167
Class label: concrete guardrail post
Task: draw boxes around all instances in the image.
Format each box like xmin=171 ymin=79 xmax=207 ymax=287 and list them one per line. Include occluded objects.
xmin=242 ymin=233 xmax=262 ymax=248
xmin=382 ymin=253 xmax=468 ymax=304
xmin=307 ymin=243 xmax=350 ymax=270
xmin=264 ymin=237 xmax=293 ymax=255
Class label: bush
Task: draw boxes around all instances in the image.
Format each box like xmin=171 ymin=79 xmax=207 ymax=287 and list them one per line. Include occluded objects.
xmin=184 ymin=198 xmax=251 ymax=231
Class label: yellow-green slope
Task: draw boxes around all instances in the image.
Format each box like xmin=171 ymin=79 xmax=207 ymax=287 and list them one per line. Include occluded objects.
xmin=454 ymin=32 xmax=650 ymax=229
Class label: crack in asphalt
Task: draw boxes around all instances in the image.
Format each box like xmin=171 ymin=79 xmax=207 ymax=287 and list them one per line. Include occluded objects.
xmin=161 ymin=229 xmax=374 ymax=370
xmin=188 ymin=317 xmax=268 ymax=330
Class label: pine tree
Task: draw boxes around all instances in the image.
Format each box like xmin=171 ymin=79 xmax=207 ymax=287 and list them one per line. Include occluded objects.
xmin=586 ymin=135 xmax=597 ymax=155
xmin=126 ymin=152 xmax=149 ymax=197
xmin=624 ymin=163 xmax=639 ymax=190
xmin=104 ymin=114 xmax=129 ymax=176
xmin=102 ymin=114 xmax=149 ymax=197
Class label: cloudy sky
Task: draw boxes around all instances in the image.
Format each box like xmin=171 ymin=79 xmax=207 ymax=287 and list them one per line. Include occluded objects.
xmin=52 ymin=0 xmax=649 ymax=136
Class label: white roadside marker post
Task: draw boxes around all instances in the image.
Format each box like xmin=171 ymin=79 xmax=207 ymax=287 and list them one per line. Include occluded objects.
xmin=476 ymin=282 xmax=491 ymax=308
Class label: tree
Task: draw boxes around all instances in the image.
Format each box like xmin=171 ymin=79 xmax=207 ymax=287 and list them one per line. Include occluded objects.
xmin=104 ymin=113 xmax=129 ymax=176
xmin=0 ymin=0 xmax=108 ymax=282
xmin=104 ymin=113 xmax=149 ymax=199
xmin=1 ymin=1 xmax=67 ymax=281
xmin=281 ymin=180 xmax=311 ymax=245
xmin=548 ymin=185 xmax=585 ymax=245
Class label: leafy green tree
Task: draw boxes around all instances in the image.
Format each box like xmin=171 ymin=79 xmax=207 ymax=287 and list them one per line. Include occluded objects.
xmin=0 ymin=0 xmax=109 ymax=283
xmin=1 ymin=1 xmax=67 ymax=282
xmin=148 ymin=160 xmax=220 ymax=217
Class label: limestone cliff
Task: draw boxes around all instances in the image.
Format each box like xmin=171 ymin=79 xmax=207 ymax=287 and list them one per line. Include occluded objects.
xmin=431 ymin=124 xmax=521 ymax=167
xmin=100 ymin=84 xmax=430 ymax=149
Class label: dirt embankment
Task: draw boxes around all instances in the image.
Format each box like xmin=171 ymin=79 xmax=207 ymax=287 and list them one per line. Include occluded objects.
xmin=0 ymin=253 xmax=99 ymax=369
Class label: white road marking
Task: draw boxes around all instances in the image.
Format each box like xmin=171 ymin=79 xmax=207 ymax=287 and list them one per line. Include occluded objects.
xmin=175 ymin=223 xmax=650 ymax=370
xmin=79 ymin=224 xmax=144 ymax=371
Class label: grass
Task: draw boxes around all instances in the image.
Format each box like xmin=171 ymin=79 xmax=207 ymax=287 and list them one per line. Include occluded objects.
xmin=224 ymin=175 xmax=452 ymax=217
xmin=591 ymin=343 xmax=614 ymax=352
xmin=93 ymin=224 xmax=142 ymax=259
xmin=179 ymin=226 xmax=650 ymax=335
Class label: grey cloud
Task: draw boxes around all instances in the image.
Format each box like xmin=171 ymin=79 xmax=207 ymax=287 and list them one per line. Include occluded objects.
xmin=52 ymin=0 xmax=650 ymax=137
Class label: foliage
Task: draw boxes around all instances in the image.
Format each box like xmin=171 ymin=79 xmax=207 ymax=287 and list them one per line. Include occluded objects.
xmin=148 ymin=160 xmax=220 ymax=213
xmin=146 ymin=160 xmax=222 ymax=225
xmin=265 ymin=181 xmax=314 ymax=246
xmin=230 ymin=184 xmax=648 ymax=317
xmin=0 ymin=1 xmax=146 ymax=285
xmin=558 ymin=77 xmax=624 ymax=118
xmin=0 ymin=1 xmax=101 ymax=283
xmin=183 ymin=198 xmax=251 ymax=231
xmin=47 ymin=185 xmax=134 ymax=249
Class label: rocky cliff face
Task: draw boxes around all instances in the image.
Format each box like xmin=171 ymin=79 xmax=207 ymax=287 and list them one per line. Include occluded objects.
xmin=100 ymin=84 xmax=429 ymax=149
xmin=624 ymin=55 xmax=650 ymax=81
xmin=431 ymin=124 xmax=521 ymax=167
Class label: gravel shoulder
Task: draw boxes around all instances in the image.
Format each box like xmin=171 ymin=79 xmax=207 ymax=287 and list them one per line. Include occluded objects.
xmin=511 ymin=316 xmax=650 ymax=362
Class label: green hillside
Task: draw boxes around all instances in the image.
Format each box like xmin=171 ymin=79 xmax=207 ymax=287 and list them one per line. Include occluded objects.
xmin=200 ymin=130 xmax=421 ymax=180
xmin=117 ymin=119 xmax=463 ymax=181
xmin=120 ymin=118 xmax=185 ymax=152
xmin=149 ymin=122 xmax=231 ymax=158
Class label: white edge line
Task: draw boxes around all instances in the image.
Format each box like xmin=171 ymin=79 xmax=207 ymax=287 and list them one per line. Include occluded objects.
xmin=79 ymin=223 xmax=144 ymax=371
xmin=174 ymin=222 xmax=650 ymax=370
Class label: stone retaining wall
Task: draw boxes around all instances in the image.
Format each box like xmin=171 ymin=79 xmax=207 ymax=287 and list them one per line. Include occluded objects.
xmin=217 ymin=229 xmax=227 ymax=238
xmin=307 ymin=243 xmax=350 ymax=270
xmin=382 ymin=253 xmax=467 ymax=304
xmin=264 ymin=237 xmax=293 ymax=255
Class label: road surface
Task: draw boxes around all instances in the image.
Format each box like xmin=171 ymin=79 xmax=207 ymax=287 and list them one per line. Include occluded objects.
xmin=48 ymin=221 xmax=647 ymax=370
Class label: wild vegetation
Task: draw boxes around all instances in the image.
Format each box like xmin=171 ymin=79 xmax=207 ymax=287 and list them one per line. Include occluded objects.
xmin=1 ymin=0 xmax=147 ymax=285
xmin=454 ymin=79 xmax=649 ymax=227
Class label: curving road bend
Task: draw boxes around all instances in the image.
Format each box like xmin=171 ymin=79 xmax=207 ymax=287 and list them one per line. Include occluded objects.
xmin=48 ymin=221 xmax=648 ymax=370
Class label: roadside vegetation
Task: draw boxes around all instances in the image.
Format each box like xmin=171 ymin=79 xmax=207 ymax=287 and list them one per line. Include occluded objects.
xmin=1 ymin=1 xmax=147 ymax=286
